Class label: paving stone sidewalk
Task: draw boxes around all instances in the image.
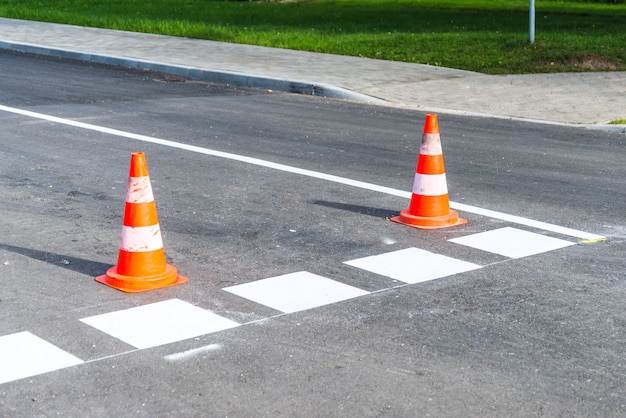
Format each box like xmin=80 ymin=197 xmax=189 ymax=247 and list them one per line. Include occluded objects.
xmin=0 ymin=18 xmax=624 ymax=129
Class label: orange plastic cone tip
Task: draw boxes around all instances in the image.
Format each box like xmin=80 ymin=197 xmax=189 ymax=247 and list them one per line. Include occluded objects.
xmin=423 ymin=114 xmax=439 ymax=134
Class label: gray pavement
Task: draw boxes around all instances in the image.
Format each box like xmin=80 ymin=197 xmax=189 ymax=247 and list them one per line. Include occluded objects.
xmin=1 ymin=26 xmax=625 ymax=417
xmin=0 ymin=17 xmax=625 ymax=130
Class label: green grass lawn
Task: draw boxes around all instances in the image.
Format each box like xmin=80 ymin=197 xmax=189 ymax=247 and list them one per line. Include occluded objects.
xmin=0 ymin=0 xmax=624 ymax=74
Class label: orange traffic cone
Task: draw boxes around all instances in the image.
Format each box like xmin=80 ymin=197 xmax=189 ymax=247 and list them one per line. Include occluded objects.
xmin=96 ymin=152 xmax=187 ymax=292
xmin=391 ymin=114 xmax=466 ymax=230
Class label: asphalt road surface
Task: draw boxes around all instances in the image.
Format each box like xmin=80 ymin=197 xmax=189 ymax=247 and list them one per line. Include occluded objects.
xmin=0 ymin=51 xmax=625 ymax=417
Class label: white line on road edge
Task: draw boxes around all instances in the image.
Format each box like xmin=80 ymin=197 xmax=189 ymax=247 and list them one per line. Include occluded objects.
xmin=449 ymin=202 xmax=604 ymax=242
xmin=0 ymin=104 xmax=605 ymax=241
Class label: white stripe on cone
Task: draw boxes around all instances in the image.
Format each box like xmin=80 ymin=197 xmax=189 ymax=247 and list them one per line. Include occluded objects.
xmin=126 ymin=176 xmax=154 ymax=204
xmin=419 ymin=134 xmax=443 ymax=155
xmin=120 ymin=225 xmax=164 ymax=252
xmin=412 ymin=173 xmax=448 ymax=196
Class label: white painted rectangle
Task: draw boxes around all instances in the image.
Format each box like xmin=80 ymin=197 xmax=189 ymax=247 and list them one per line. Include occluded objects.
xmin=224 ymin=271 xmax=369 ymax=314
xmin=344 ymin=247 xmax=481 ymax=284
xmin=80 ymin=299 xmax=239 ymax=349
xmin=0 ymin=331 xmax=83 ymax=385
xmin=449 ymin=227 xmax=575 ymax=259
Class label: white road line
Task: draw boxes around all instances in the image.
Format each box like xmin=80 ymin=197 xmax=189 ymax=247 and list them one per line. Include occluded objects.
xmin=0 ymin=104 xmax=605 ymax=241
xmin=449 ymin=202 xmax=604 ymax=241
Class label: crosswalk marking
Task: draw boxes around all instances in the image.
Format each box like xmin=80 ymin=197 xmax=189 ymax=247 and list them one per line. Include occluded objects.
xmin=0 ymin=104 xmax=603 ymax=387
xmin=223 ymin=271 xmax=369 ymax=314
xmin=0 ymin=331 xmax=83 ymax=385
xmin=344 ymin=247 xmax=482 ymax=284
xmin=448 ymin=226 xmax=575 ymax=259
xmin=80 ymin=299 xmax=240 ymax=349
xmin=0 ymin=227 xmax=581 ymax=386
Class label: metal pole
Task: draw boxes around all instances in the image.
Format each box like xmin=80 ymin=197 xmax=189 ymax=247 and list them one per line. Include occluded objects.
xmin=529 ymin=0 xmax=535 ymax=44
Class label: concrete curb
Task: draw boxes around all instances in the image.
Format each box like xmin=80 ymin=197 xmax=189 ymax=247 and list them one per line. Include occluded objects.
xmin=0 ymin=40 xmax=388 ymax=105
xmin=1 ymin=39 xmax=623 ymax=134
